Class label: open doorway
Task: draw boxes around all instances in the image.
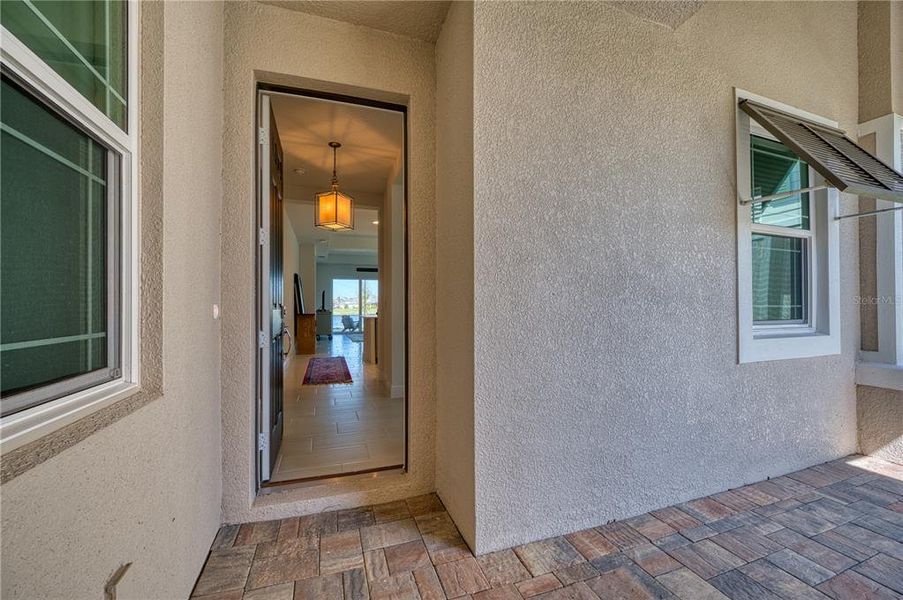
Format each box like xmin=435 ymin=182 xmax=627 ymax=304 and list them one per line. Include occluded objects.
xmin=256 ymin=85 xmax=406 ymax=487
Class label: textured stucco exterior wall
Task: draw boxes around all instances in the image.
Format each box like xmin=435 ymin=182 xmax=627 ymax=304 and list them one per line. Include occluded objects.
xmin=0 ymin=2 xmax=225 ymax=598
xmin=859 ymin=1 xmax=903 ymax=122
xmin=471 ymin=0 xmax=860 ymax=553
xmin=435 ymin=0 xmax=476 ymax=548
xmin=858 ymin=133 xmax=879 ymax=352
xmin=859 ymin=1 xmax=894 ymax=123
xmin=858 ymin=385 xmax=903 ymax=465
xmin=221 ymin=1 xmax=436 ymax=522
xmin=894 ymin=1 xmax=903 ymax=117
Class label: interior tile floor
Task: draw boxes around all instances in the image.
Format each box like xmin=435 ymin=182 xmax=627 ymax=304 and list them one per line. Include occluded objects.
xmin=194 ymin=454 xmax=903 ymax=599
xmin=270 ymin=335 xmax=404 ymax=483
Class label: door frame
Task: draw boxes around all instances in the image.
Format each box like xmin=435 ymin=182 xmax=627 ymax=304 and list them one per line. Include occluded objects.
xmin=254 ymin=82 xmax=409 ymax=490
xmin=255 ymin=91 xmax=286 ymax=482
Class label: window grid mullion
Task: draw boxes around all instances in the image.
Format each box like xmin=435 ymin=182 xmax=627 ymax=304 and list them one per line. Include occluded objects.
xmin=1 ymin=24 xmax=130 ymax=151
xmin=87 ymin=135 xmax=95 ymax=369
xmin=749 ymin=223 xmax=813 ymax=239
xmin=0 ymin=1 xmax=136 ymax=442
xmin=19 ymin=0 xmax=126 ymax=108
xmin=105 ymin=0 xmax=111 ymax=120
xmin=0 ymin=0 xmax=128 ymax=413
xmin=0 ymin=122 xmax=107 ymax=186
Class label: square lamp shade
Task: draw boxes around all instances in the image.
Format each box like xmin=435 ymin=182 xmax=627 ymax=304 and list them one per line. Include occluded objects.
xmin=315 ymin=187 xmax=354 ymax=230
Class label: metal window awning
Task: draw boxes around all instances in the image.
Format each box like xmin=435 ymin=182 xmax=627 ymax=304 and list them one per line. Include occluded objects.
xmin=739 ymin=99 xmax=903 ymax=220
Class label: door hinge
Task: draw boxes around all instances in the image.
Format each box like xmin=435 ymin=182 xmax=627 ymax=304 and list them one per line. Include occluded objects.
xmin=258 ymin=432 xmax=268 ymax=452
xmin=258 ymin=227 xmax=267 ymax=246
xmin=258 ymin=127 xmax=267 ymax=145
xmin=258 ymin=330 xmax=267 ymax=349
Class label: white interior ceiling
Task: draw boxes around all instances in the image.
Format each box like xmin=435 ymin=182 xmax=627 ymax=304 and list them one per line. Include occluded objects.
xmin=260 ymin=0 xmax=451 ymax=42
xmin=271 ymin=93 xmax=401 ymax=261
xmin=271 ymin=94 xmax=403 ymax=203
xmin=285 ymin=203 xmax=379 ymax=261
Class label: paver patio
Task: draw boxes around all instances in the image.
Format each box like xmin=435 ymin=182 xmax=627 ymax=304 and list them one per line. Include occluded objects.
xmin=193 ymin=455 xmax=903 ymax=599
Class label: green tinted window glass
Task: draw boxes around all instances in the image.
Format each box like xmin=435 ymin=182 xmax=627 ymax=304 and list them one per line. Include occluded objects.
xmin=1 ymin=75 xmax=115 ymax=411
xmin=751 ymin=233 xmax=805 ymax=322
xmin=0 ymin=0 xmax=127 ymax=129
xmin=750 ymin=135 xmax=809 ymax=229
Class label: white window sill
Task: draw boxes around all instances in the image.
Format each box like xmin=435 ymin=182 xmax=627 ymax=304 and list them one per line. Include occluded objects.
xmin=740 ymin=331 xmax=841 ymax=364
xmin=856 ymin=363 xmax=903 ymax=392
xmin=0 ymin=380 xmax=140 ymax=453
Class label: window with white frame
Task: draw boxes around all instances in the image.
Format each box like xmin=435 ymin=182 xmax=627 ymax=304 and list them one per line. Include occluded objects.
xmin=735 ymin=90 xmax=841 ymax=363
xmin=0 ymin=1 xmax=136 ymax=426
xmin=749 ymin=133 xmax=812 ymax=327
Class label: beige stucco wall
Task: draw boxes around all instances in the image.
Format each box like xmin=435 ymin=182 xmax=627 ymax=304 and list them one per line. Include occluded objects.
xmin=858 ymin=131 xmax=879 ymax=352
xmin=859 ymin=1 xmax=893 ymax=123
xmin=0 ymin=2 xmax=225 ymax=597
xmin=895 ymin=1 xmax=903 ymax=116
xmin=435 ymin=0 xmax=476 ymax=548
xmin=859 ymin=0 xmax=903 ymax=122
xmin=469 ymin=0 xmax=860 ymax=553
xmin=220 ymin=1 xmax=436 ymax=523
xmin=858 ymin=385 xmax=903 ymax=465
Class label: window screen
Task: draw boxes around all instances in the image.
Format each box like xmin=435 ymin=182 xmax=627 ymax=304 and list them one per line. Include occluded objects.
xmin=0 ymin=74 xmax=120 ymax=416
xmin=750 ymin=135 xmax=810 ymax=229
xmin=1 ymin=0 xmax=128 ymax=129
xmin=749 ymin=134 xmax=810 ymax=325
xmin=751 ymin=234 xmax=805 ymax=323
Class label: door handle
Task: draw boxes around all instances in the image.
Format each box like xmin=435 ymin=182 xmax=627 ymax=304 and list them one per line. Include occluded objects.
xmin=281 ymin=326 xmax=293 ymax=357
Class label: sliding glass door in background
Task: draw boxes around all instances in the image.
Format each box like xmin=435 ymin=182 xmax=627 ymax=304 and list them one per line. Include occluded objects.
xmin=331 ymin=278 xmax=378 ymax=333
xmin=362 ymin=279 xmax=378 ymax=317
xmin=332 ymin=279 xmax=360 ymax=328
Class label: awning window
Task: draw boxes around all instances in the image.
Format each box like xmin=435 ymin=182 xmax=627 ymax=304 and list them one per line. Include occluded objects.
xmin=740 ymin=100 xmax=903 ymax=205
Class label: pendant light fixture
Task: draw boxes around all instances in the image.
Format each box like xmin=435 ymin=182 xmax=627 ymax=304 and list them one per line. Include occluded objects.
xmin=315 ymin=141 xmax=354 ymax=231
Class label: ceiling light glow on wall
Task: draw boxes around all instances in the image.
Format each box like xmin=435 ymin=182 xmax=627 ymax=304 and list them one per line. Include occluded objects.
xmin=315 ymin=141 xmax=354 ymax=231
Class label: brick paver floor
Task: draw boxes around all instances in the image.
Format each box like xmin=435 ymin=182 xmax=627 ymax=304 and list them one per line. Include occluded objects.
xmin=192 ymin=455 xmax=903 ymax=599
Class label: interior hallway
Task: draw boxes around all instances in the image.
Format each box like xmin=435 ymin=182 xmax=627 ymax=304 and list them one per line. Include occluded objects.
xmin=195 ymin=455 xmax=903 ymax=599
xmin=270 ymin=335 xmax=404 ymax=483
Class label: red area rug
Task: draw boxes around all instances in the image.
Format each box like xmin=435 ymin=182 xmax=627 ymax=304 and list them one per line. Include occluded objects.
xmin=302 ymin=357 xmax=353 ymax=385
